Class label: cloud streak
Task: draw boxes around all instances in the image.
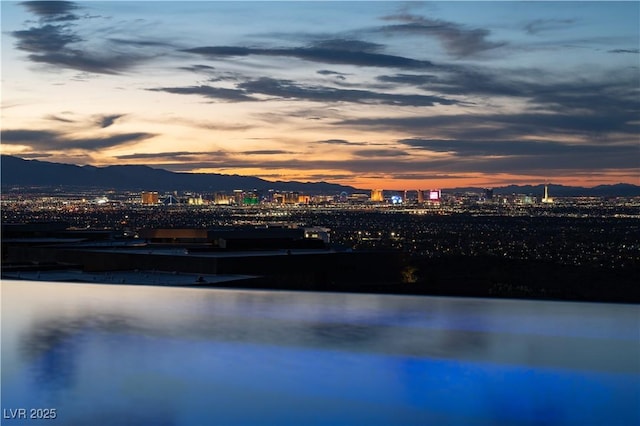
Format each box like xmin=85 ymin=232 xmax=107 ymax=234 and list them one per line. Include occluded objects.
xmin=151 ymin=77 xmax=457 ymax=106
xmin=98 ymin=114 xmax=125 ymax=129
xmin=524 ymin=19 xmax=575 ymax=35
xmin=241 ymin=150 xmax=296 ymax=155
xmin=148 ymin=85 xmax=255 ymax=102
xmin=398 ymin=138 xmax=635 ymax=157
xmin=237 ymin=77 xmax=457 ymax=106
xmin=115 ymin=151 xmax=217 ymax=160
xmin=2 ymin=129 xmax=155 ymax=151
xmin=183 ymin=41 xmax=435 ymax=69
xmin=340 ymin=110 xmax=639 ymax=140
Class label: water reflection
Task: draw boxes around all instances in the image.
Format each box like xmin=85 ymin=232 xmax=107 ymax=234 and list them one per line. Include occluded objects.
xmin=2 ymin=280 xmax=639 ymax=426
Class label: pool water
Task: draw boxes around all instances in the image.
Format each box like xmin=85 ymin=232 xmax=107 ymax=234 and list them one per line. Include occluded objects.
xmin=2 ymin=280 xmax=638 ymax=425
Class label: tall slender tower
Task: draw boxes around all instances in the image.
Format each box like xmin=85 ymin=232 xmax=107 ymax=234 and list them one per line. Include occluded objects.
xmin=542 ymin=184 xmax=554 ymax=204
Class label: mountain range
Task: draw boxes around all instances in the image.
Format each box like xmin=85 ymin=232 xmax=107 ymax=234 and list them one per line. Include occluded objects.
xmin=0 ymin=155 xmax=356 ymax=193
xmin=1 ymin=155 xmax=639 ymax=196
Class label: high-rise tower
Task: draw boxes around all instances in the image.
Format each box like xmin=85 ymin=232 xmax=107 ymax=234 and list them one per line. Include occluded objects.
xmin=370 ymin=189 xmax=384 ymax=202
xmin=541 ymin=184 xmax=554 ymax=204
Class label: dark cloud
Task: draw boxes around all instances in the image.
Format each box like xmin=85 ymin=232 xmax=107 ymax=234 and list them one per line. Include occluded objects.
xmin=608 ymin=49 xmax=639 ymax=54
xmin=353 ymin=149 xmax=409 ymax=157
xmin=375 ymin=67 xmax=640 ymax=139
xmin=398 ymin=138 xmax=636 ymax=157
xmin=65 ymin=133 xmax=154 ymax=150
xmin=237 ymin=77 xmax=456 ymax=106
xmin=317 ymin=70 xmax=349 ymax=76
xmin=12 ymin=25 xmax=80 ymax=53
xmin=208 ymin=72 xmax=247 ymax=83
xmin=20 ymin=1 xmax=79 ymax=21
xmin=148 ymin=85 xmax=255 ymax=102
xmin=317 ymin=69 xmax=348 ymax=80
xmin=85 ymin=133 xmax=153 ymax=150
xmin=149 ymin=77 xmax=456 ymax=106
xmin=46 ymin=114 xmax=76 ymax=123
xmin=377 ymin=66 xmax=532 ymax=98
xmin=98 ymin=114 xmax=125 ymax=128
xmin=379 ymin=14 xmax=506 ymax=58
xmin=340 ymin=108 xmax=639 ymax=140
xmin=13 ymin=2 xmax=166 ymax=74
xmin=179 ymin=64 xmax=216 ymax=73
xmin=463 ymin=151 xmax=639 ymax=174
xmin=241 ymin=150 xmax=296 ymax=155
xmin=524 ymin=19 xmax=575 ymax=35
xmin=1 ymin=129 xmax=59 ymax=144
xmin=115 ymin=151 xmax=215 ymax=160
xmin=26 ymin=51 xmax=144 ymax=74
xmin=492 ymin=112 xmax=637 ymax=135
xmin=107 ymin=38 xmax=176 ymax=48
xmin=424 ymin=68 xmax=527 ymax=97
xmin=311 ymin=39 xmax=383 ymax=53
xmin=183 ymin=42 xmax=435 ymax=69
xmin=2 ymin=129 xmax=154 ymax=151
xmin=344 ymin=68 xmax=640 ymax=139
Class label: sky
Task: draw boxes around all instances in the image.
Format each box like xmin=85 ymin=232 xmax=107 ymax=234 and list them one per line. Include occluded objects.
xmin=1 ymin=1 xmax=639 ymax=190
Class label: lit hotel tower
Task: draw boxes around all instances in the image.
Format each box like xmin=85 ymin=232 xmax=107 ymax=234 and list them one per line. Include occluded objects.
xmin=541 ymin=184 xmax=554 ymax=204
xmin=141 ymin=191 xmax=159 ymax=204
xmin=371 ymin=189 xmax=384 ymax=202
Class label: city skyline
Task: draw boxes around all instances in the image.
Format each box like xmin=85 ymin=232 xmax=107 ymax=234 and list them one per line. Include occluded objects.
xmin=1 ymin=1 xmax=638 ymax=190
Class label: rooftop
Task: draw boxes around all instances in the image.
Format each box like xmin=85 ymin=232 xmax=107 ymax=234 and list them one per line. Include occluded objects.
xmin=2 ymin=269 xmax=256 ymax=286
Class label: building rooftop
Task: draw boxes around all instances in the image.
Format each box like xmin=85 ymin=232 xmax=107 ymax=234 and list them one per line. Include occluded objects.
xmin=82 ymin=247 xmax=337 ymax=258
xmin=2 ymin=269 xmax=256 ymax=286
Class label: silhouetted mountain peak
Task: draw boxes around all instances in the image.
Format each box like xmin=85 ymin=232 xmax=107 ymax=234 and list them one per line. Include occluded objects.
xmin=0 ymin=155 xmax=357 ymax=193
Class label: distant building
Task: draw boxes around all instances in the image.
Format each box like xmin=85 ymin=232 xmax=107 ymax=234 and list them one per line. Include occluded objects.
xmin=298 ymin=195 xmax=311 ymax=204
xmin=188 ymin=196 xmax=204 ymax=205
xmin=141 ymin=191 xmax=159 ymax=204
xmin=243 ymin=191 xmax=259 ymax=205
xmin=214 ymin=193 xmax=231 ymax=205
xmin=304 ymin=227 xmax=331 ymax=244
xmin=371 ymin=189 xmax=384 ymax=202
xmin=541 ymin=185 xmax=554 ymax=204
xmin=284 ymin=192 xmax=299 ymax=204
xmin=484 ymin=188 xmax=494 ymax=201
xmin=161 ymin=194 xmax=180 ymax=205
xmin=515 ymin=194 xmax=535 ymax=205
xmin=417 ymin=189 xmax=425 ymax=203
xmin=348 ymin=193 xmax=369 ymax=203
xmin=233 ymin=190 xmax=244 ymax=205
xmin=138 ymin=226 xmax=329 ymax=249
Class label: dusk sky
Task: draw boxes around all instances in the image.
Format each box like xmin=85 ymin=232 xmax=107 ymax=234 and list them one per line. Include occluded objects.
xmin=1 ymin=1 xmax=638 ymax=189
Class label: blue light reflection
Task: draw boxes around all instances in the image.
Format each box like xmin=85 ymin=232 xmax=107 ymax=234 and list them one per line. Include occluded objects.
xmin=2 ymin=281 xmax=638 ymax=425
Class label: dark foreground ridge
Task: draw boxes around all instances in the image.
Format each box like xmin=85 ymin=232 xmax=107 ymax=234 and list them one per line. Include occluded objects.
xmin=3 ymin=220 xmax=638 ymax=303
